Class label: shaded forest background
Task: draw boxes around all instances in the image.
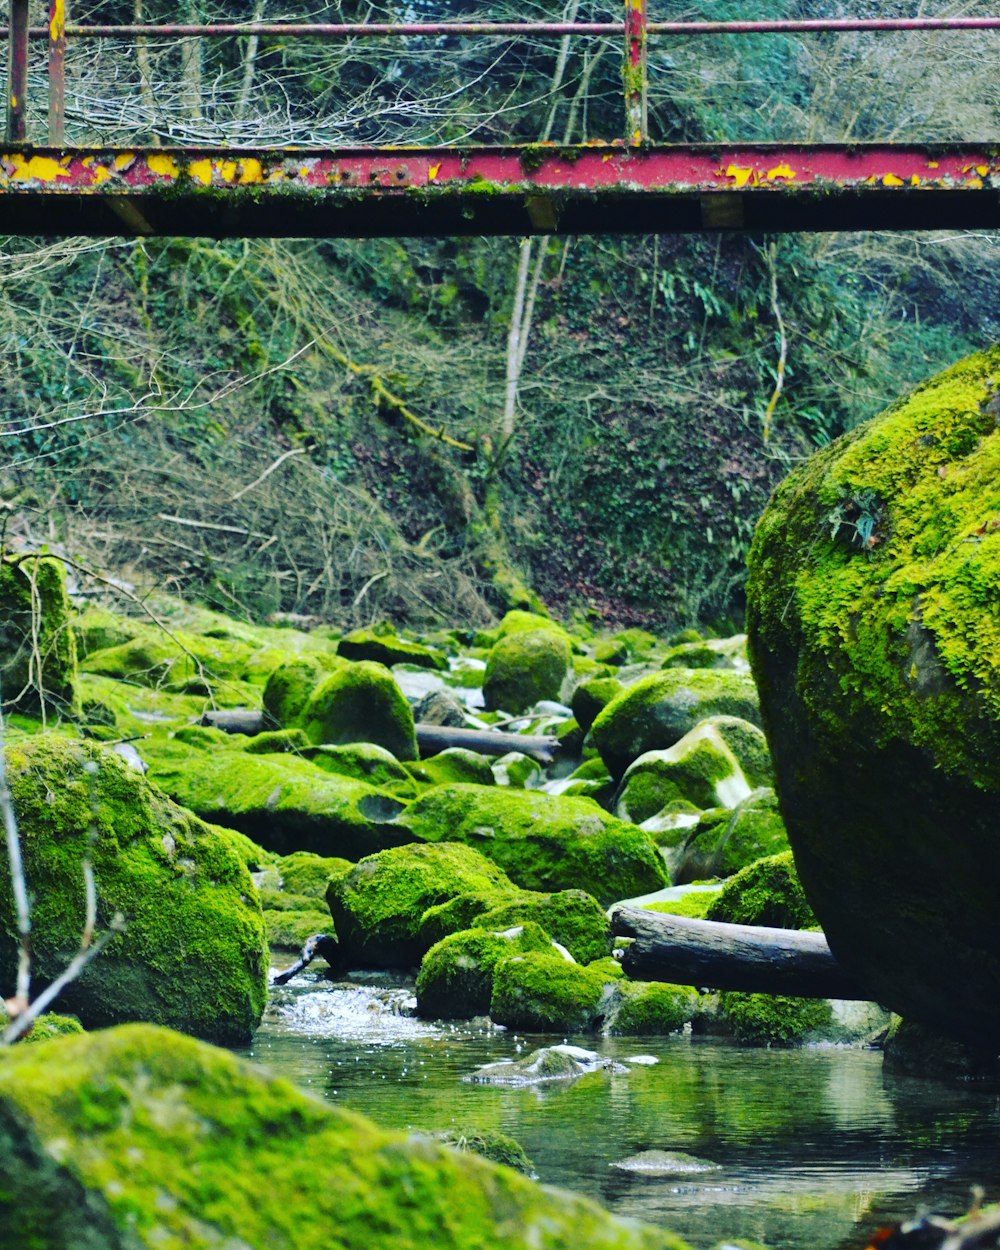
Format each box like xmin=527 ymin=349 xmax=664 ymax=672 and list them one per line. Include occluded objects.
xmin=5 ymin=0 xmax=1000 ymax=631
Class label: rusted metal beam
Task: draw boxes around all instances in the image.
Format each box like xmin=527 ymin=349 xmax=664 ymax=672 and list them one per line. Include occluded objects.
xmin=5 ymin=0 xmax=29 ymax=143
xmin=2 ymin=143 xmax=1000 ymax=239
xmin=48 ymin=0 xmax=66 ymax=145
xmin=624 ymin=0 xmax=647 ymax=146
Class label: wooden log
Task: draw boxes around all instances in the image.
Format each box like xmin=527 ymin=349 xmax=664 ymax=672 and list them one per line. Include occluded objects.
xmin=197 ymin=710 xmax=558 ymax=765
xmin=611 ymin=906 xmax=871 ymax=1000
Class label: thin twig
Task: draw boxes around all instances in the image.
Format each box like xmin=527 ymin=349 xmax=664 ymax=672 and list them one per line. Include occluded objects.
xmin=760 ymin=240 xmax=788 ymax=443
xmin=229 ymin=445 xmax=307 ymax=502
xmin=0 ymin=702 xmax=32 ymax=1018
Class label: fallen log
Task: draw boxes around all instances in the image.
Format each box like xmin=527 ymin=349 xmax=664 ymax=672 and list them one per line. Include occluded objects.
xmin=197 ymin=710 xmax=558 ymax=765
xmin=611 ymin=906 xmax=872 ymax=1000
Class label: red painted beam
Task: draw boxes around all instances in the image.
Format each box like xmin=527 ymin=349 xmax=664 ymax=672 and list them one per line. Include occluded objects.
xmin=1 ymin=143 xmax=999 ymax=238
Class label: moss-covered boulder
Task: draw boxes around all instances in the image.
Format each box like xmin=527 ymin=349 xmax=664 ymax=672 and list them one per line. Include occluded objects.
xmin=571 ymin=676 xmax=625 ymax=734
xmin=716 ymin=992 xmax=833 ymax=1047
xmin=307 ymin=742 xmax=418 ymax=796
xmin=265 ymin=907 xmax=333 ymax=951
xmin=602 ymin=981 xmax=699 ymax=1036
xmin=490 ymin=951 xmax=612 ymax=1032
xmin=398 ymin=783 xmax=669 ymax=906
xmin=146 ymin=740 xmax=412 ymax=860
xmin=244 ymin=727 xmax=312 ymax=754
xmin=262 ymin=655 xmax=337 ymax=728
xmin=338 ymin=626 xmax=447 ymax=671
xmin=705 ymin=851 xmax=816 ymax=930
xmin=592 ymin=669 xmax=761 ymax=779
xmin=407 ymin=747 xmax=495 ymax=788
xmin=483 ymin=629 xmax=572 ymax=714
xmin=0 ymin=1024 xmax=688 ymax=1250
xmin=670 ymin=789 xmax=790 ymax=885
xmin=746 ymin=347 xmax=1000 ymax=1046
xmin=327 ymin=842 xmax=519 ymax=969
xmin=278 ymin=850 xmax=354 ymax=898
xmin=491 ymin=751 xmax=543 ymax=788
xmin=0 ymin=555 xmax=78 ymax=716
xmin=417 ymin=1128 xmax=536 ymax=1176
xmin=477 ymin=889 xmax=611 ymax=965
xmin=0 ymin=736 xmax=267 ymax=1044
xmin=660 ymin=635 xmax=748 ymax=671
xmin=301 ymin=660 xmax=418 ymax=760
xmin=416 ymin=921 xmax=555 ymax=1019
xmin=81 ymin=624 xmax=255 ymax=697
xmin=72 ymin=604 xmax=138 ymax=658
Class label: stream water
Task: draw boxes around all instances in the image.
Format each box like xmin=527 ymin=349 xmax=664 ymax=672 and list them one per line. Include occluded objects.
xmin=237 ymin=970 xmax=1000 ymax=1250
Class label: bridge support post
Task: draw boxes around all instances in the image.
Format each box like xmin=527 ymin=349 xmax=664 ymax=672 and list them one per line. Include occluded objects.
xmin=6 ymin=0 xmax=29 ymax=143
xmin=624 ymin=0 xmax=648 ymax=144
xmin=48 ymin=0 xmax=67 ymax=144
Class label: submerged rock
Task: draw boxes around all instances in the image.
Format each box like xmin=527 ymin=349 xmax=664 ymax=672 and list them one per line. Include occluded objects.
xmin=0 ymin=736 xmax=267 ymax=1044
xmin=746 ymin=347 xmax=1000 ymax=1046
xmin=0 ymin=1024 xmax=686 ymax=1249
xmin=465 ymin=1043 xmax=623 ymax=1086
xmin=611 ymin=1150 xmax=720 ymax=1176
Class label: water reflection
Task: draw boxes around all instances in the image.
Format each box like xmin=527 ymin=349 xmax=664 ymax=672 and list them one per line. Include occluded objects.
xmin=236 ymin=974 xmax=1000 ymax=1250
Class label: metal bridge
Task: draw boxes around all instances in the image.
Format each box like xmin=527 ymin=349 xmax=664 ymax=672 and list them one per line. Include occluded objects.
xmin=5 ymin=6 xmax=1000 ymax=238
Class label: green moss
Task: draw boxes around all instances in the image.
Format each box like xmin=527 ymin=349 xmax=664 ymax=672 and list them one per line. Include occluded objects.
xmin=719 ymin=992 xmax=832 ymax=1047
xmin=645 ymin=888 xmax=722 ymax=920
xmin=328 ymin=842 xmax=518 ymax=969
xmin=81 ymin=623 xmax=257 ymax=698
xmin=0 ymin=735 xmax=267 ymax=1044
xmin=483 ymin=629 xmax=572 ymax=714
xmin=399 ymin=783 xmax=668 ymax=906
xmin=278 ymin=851 xmax=354 ymax=898
xmin=417 ymin=888 xmax=519 ymax=948
xmin=209 ymin=823 xmax=276 ymax=872
xmin=416 ymin=921 xmax=554 ymax=1019
xmin=72 ymin=605 xmax=137 ymax=658
xmin=265 ymin=908 xmax=334 ymax=951
xmin=301 ymin=660 xmax=418 ymax=760
xmin=0 ymin=1024 xmax=687 ymax=1249
xmin=418 ymin=1128 xmax=535 ymax=1175
xmin=406 ymin=748 xmax=495 ymax=788
xmin=672 ymin=789 xmax=789 ymax=885
xmin=491 ymin=751 xmax=543 ymax=789
xmin=490 ymin=951 xmax=612 ymax=1032
xmin=572 ymin=676 xmax=625 ymax=733
xmin=705 ymin=851 xmax=815 ymax=929
xmin=593 ymin=638 xmax=629 ymax=666
xmin=0 ymin=555 xmax=78 ymax=717
xmin=477 ymin=889 xmax=611 ymax=964
xmin=307 ymin=741 xmax=418 ymax=795
xmin=262 ymin=655 xmax=334 ymax=728
xmin=244 ymin=728 xmax=311 ymax=754
xmin=592 ymin=669 xmax=761 ymax=779
xmin=145 ymin=738 xmax=411 ymax=859
xmin=604 ymin=982 xmax=698 ymax=1035
xmin=0 ymin=1004 xmax=84 ymax=1043
xmin=338 ymin=627 xmax=447 ymax=671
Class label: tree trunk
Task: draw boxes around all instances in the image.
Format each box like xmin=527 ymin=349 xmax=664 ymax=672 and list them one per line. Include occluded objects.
xmin=611 ymin=906 xmax=872 ymax=1000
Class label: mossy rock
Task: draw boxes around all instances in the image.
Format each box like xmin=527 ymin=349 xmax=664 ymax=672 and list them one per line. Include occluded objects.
xmin=660 ymin=635 xmax=749 ymax=671
xmin=72 ymin=604 xmax=138 ymax=658
xmin=338 ymin=627 xmax=447 ymax=671
xmin=327 ymin=842 xmax=519 ymax=969
xmin=0 ymin=736 xmax=267 ymax=1044
xmin=593 ymin=638 xmax=629 ymax=666
xmin=278 ymin=850 xmax=354 ymax=898
xmin=262 ymin=655 xmax=337 ymax=728
xmin=592 ymin=669 xmax=761 ymax=779
xmin=301 ymin=660 xmax=418 ymax=760
xmin=670 ymin=789 xmax=789 ymax=885
xmin=416 ymin=921 xmax=555 ymax=1019
xmin=81 ymin=624 xmax=255 ymax=697
xmin=477 ymin=889 xmax=611 ymax=965
xmin=244 ymin=728 xmax=311 ymax=754
xmin=491 ymin=751 xmax=543 ymax=789
xmin=705 ymin=851 xmax=816 ymax=930
xmin=417 ymin=888 xmax=520 ymax=949
xmin=490 ymin=951 xmax=612 ymax=1033
xmin=745 ymin=347 xmax=1000 ymax=1046
xmin=0 ymin=555 xmax=78 ymax=716
xmin=407 ymin=748 xmax=495 ymax=788
xmin=718 ymin=992 xmax=833 ymax=1047
xmin=486 ymin=609 xmax=572 ymax=646
xmin=265 ymin=908 xmax=334 ymax=951
xmin=145 ymin=740 xmax=412 ymax=860
xmin=418 ymin=1128 xmax=535 ymax=1176
xmin=0 ymin=1023 xmax=689 ymax=1250
xmin=483 ymin=629 xmax=572 ymax=714
xmin=572 ymin=676 xmax=625 ymax=734
xmin=210 ymin=823 xmax=276 ymax=872
xmin=398 ymin=783 xmax=669 ymax=907
xmin=0 ymin=1004 xmax=84 ymax=1043
xmin=259 ymin=888 xmax=319 ymax=912
xmin=602 ymin=982 xmax=698 ymax=1036
xmin=306 ymin=742 xmax=418 ymax=796
xmin=645 ymin=887 xmax=723 ymax=921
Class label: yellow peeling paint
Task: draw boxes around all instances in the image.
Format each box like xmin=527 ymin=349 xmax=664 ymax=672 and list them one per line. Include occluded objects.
xmin=114 ymin=152 xmax=136 ymax=172
xmin=148 ymin=153 xmax=179 ymax=178
xmin=49 ymin=0 xmax=65 ymax=39
xmin=8 ymin=154 xmax=71 ymax=183
xmin=725 ymin=164 xmax=755 ymax=188
xmin=219 ymin=160 xmax=238 ymax=183
xmin=968 ymin=177 xmax=984 ymax=189
xmin=882 ymin=173 xmax=905 ymax=187
xmin=929 ymin=160 xmax=939 ymax=168
xmin=188 ymin=159 xmax=213 ymax=186
xmin=976 ymin=164 xmax=990 ymax=176
xmin=238 ymin=158 xmax=263 ymax=184
xmin=91 ymin=165 xmax=111 ymax=186
xmin=428 ymin=163 xmax=442 ymax=181
xmin=910 ymin=175 xmax=921 ymax=186
xmin=766 ymin=164 xmax=796 ymax=181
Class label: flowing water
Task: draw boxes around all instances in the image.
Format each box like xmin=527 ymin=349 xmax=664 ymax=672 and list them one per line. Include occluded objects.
xmin=238 ymin=971 xmax=1000 ymax=1250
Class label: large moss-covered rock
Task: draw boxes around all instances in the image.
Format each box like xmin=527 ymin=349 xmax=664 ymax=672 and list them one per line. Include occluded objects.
xmin=477 ymin=889 xmax=611 ymax=965
xmin=0 ymin=1024 xmax=687 ymax=1250
xmin=301 ymin=660 xmax=418 ymax=760
xmin=716 ymin=992 xmax=833 ymax=1048
xmin=416 ymin=921 xmax=555 ymax=1019
xmin=0 ymin=555 xmax=78 ymax=716
xmin=81 ymin=623 xmax=256 ymax=697
xmin=705 ymin=851 xmax=816 ymax=930
xmin=483 ymin=628 xmax=572 ymax=714
xmin=592 ymin=669 xmax=761 ymax=779
xmin=398 ymin=784 xmax=669 ymax=906
xmin=602 ymin=981 xmax=699 ymax=1036
xmin=669 ymin=789 xmax=789 ymax=885
xmin=338 ymin=626 xmax=447 ymax=671
xmin=0 ymin=736 xmax=267 ymax=1044
xmin=746 ymin=347 xmax=1000 ymax=1045
xmin=490 ymin=951 xmax=612 ymax=1032
xmin=307 ymin=742 xmax=418 ymax=796
xmin=146 ymin=740 xmax=412 ymax=860
xmin=327 ymin=842 xmax=519 ymax=969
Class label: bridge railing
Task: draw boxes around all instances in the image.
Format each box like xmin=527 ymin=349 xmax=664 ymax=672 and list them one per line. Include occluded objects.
xmin=6 ymin=6 xmax=1000 ymax=150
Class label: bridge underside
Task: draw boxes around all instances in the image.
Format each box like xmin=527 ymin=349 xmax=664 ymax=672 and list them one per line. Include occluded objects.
xmin=3 ymin=143 xmax=1000 ymax=237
